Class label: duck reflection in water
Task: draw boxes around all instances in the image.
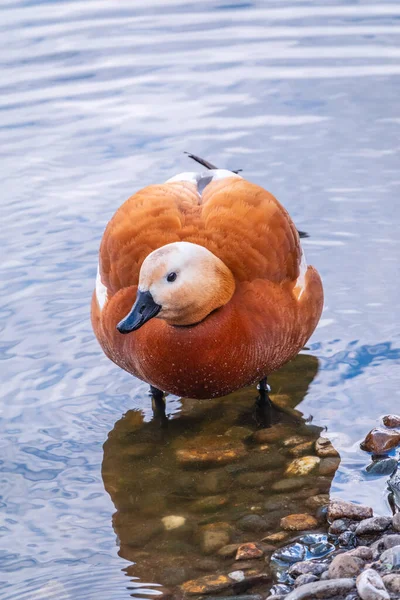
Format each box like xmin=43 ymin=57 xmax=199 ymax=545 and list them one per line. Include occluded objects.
xmin=102 ymin=354 xmax=340 ymax=594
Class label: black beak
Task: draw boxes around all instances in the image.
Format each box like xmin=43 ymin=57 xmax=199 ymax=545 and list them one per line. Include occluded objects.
xmin=117 ymin=290 xmax=161 ymax=334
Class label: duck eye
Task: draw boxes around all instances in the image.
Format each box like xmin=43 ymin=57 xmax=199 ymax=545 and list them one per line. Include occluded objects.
xmin=167 ymin=272 xmax=177 ymax=283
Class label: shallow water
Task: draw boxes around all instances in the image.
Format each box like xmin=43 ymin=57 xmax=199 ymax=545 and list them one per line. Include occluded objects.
xmin=1 ymin=0 xmax=400 ymax=597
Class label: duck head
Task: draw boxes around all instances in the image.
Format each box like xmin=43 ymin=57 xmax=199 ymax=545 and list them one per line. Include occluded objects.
xmin=117 ymin=242 xmax=235 ymax=333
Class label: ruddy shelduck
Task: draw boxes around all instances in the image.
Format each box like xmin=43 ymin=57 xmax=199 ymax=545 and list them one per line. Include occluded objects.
xmin=91 ymin=156 xmax=323 ymax=417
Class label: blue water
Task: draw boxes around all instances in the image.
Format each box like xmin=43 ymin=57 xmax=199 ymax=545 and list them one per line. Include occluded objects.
xmin=1 ymin=0 xmax=400 ymax=597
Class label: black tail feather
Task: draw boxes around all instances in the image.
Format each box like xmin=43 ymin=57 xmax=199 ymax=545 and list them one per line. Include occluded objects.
xmin=185 ymin=152 xmax=242 ymax=174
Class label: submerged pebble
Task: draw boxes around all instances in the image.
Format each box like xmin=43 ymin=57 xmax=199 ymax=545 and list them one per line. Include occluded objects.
xmin=280 ymin=513 xmax=318 ymax=531
xmin=285 ymin=456 xmax=320 ymax=477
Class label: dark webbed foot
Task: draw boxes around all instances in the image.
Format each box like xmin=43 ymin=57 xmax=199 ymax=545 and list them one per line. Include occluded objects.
xmin=149 ymin=385 xmax=168 ymax=427
xmin=254 ymin=377 xmax=273 ymax=428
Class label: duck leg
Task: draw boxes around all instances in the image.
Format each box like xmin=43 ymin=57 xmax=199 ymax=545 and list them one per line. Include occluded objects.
xmin=149 ymin=385 xmax=168 ymax=427
xmin=254 ymin=377 xmax=273 ymax=428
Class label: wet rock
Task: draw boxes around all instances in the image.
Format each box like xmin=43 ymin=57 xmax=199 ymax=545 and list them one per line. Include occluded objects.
xmin=366 ymin=457 xmax=397 ymax=476
xmin=328 ymin=499 xmax=373 ymax=522
xmin=392 ymin=513 xmax=400 ymax=532
xmin=272 ymin=542 xmax=306 ymax=565
xmin=181 ymin=574 xmax=234 ymax=595
xmin=176 ymin=436 xmax=247 ymax=466
xmin=328 ymin=518 xmax=354 ymax=535
xmin=285 ymin=578 xmax=356 ymax=599
xmin=380 ymin=533 xmax=400 ymax=549
xmin=190 ymin=495 xmax=228 ymax=513
xmin=379 ymin=545 xmax=400 ymax=569
xmin=315 ymin=437 xmax=340 ymax=458
xmin=252 ymin=424 xmax=292 ymax=444
xmin=267 ymin=584 xmax=292 ymax=597
xmin=262 ymin=531 xmax=289 ymax=544
xmin=196 ymin=470 xmax=231 ymax=495
xmin=288 ymin=441 xmax=316 ymax=457
xmin=225 ymin=426 xmax=253 ymax=440
xmin=162 ymin=515 xmax=186 ymax=531
xmin=347 ymin=546 xmax=374 ymax=560
xmin=289 ymin=561 xmax=328 ymax=577
xmin=355 ymin=516 xmax=392 ymax=536
xmin=285 ymin=456 xmax=320 ymax=477
xmin=115 ymin=516 xmax=162 ymax=546
xmin=237 ymin=514 xmax=268 ymax=532
xmin=280 ymin=514 xmax=318 ymax=531
xmin=227 ymin=569 xmax=269 ymax=586
xmin=360 ymin=428 xmax=400 ymax=455
xmin=318 ymin=457 xmax=340 ymax=476
xmin=240 ymin=452 xmax=286 ymax=472
xmin=283 ymin=435 xmax=311 ymax=448
xmin=382 ymin=574 xmax=400 ymax=594
xmin=356 ymin=568 xmax=390 ymax=600
xmin=162 ymin=567 xmax=190 ymax=586
xmin=236 ymin=543 xmax=264 ymax=560
xmin=236 ymin=471 xmax=275 ymax=488
xmin=338 ymin=531 xmax=357 ymax=548
xmin=328 ymin=554 xmax=364 ymax=578
xmin=272 ymin=477 xmax=312 ymax=493
xmin=200 ymin=522 xmax=232 ymax=554
xmin=294 ymin=574 xmax=319 ymax=587
xmin=382 ymin=414 xmax=400 ymax=428
xmin=218 ymin=544 xmax=241 ymax=558
xmin=305 ymin=494 xmax=329 ymax=510
xmin=308 ymin=539 xmax=335 ymax=557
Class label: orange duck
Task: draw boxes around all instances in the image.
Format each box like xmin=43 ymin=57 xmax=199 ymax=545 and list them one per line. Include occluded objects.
xmin=91 ymin=155 xmax=323 ymax=419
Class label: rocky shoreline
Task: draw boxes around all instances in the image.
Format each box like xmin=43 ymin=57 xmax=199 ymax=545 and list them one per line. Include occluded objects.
xmin=178 ymin=500 xmax=400 ymax=600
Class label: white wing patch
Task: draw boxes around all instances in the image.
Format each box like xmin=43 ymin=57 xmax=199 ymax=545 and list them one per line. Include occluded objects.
xmin=96 ymin=264 xmax=108 ymax=310
xmin=295 ymin=245 xmax=308 ymax=298
xmin=166 ymin=169 xmax=242 ymax=195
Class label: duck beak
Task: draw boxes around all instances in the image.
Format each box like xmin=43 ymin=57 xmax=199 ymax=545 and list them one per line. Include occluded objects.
xmin=117 ymin=290 xmax=161 ymax=334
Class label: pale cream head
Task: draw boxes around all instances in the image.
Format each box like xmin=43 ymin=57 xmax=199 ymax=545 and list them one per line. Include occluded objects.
xmin=138 ymin=242 xmax=235 ymax=326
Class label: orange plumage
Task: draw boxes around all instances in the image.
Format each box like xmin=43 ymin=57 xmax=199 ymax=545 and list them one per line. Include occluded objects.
xmin=91 ymin=170 xmax=323 ymax=399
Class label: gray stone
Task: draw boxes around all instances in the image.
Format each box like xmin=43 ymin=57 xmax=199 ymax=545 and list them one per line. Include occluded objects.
xmin=329 ymin=518 xmax=353 ymax=535
xmin=285 ymin=578 xmax=356 ymax=599
xmin=355 ymin=516 xmax=392 ymax=536
xmin=328 ymin=500 xmax=373 ymax=522
xmin=356 ymin=568 xmax=390 ymax=600
xmin=382 ymin=574 xmax=400 ymax=594
xmin=288 ymin=561 xmax=328 ymax=578
xmin=366 ymin=457 xmax=397 ymax=476
xmin=328 ymin=554 xmax=364 ymax=579
xmin=294 ymin=574 xmax=319 ymax=587
xmin=347 ymin=546 xmax=373 ymax=560
xmin=217 ymin=544 xmax=241 ymax=558
xmin=338 ymin=531 xmax=357 ymax=548
xmin=200 ymin=523 xmax=232 ymax=554
xmin=381 ymin=533 xmax=400 ymax=549
xmin=393 ymin=512 xmax=400 ymax=532
xmin=237 ymin=514 xmax=268 ymax=532
xmin=380 ymin=545 xmax=400 ymax=569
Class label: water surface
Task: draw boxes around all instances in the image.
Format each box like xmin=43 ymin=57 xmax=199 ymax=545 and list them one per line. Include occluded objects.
xmin=1 ymin=0 xmax=400 ymax=597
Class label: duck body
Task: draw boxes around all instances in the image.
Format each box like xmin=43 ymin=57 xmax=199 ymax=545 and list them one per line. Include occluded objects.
xmin=91 ymin=169 xmax=323 ymax=399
